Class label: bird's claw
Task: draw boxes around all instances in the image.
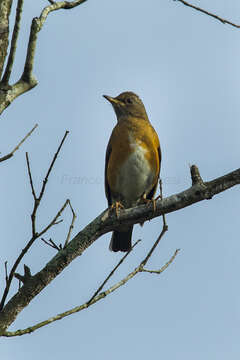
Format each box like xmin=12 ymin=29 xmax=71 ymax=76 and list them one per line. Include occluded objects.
xmin=110 ymin=201 xmax=124 ymax=218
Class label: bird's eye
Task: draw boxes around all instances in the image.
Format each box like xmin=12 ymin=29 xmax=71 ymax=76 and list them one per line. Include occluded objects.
xmin=126 ymin=97 xmax=133 ymax=104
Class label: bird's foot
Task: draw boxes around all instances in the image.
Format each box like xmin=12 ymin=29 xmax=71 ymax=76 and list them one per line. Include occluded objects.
xmin=110 ymin=201 xmax=124 ymax=218
xmin=142 ymin=194 xmax=162 ymax=212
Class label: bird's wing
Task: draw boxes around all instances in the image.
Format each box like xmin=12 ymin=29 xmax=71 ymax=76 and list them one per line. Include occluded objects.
xmin=104 ymin=141 xmax=112 ymax=206
xmin=147 ymin=145 xmax=161 ymax=200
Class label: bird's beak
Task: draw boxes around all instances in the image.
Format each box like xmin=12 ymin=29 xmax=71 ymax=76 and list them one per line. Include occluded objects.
xmin=103 ymin=95 xmax=121 ymax=106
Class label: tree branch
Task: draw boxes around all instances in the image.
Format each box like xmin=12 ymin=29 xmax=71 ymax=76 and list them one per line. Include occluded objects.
xmin=22 ymin=0 xmax=87 ymax=83
xmin=0 ymin=124 xmax=38 ymax=163
xmin=38 ymin=131 xmax=69 ymax=204
xmin=27 ymin=131 xmax=69 ymax=237
xmin=63 ymin=200 xmax=76 ymax=248
xmin=0 ymin=0 xmax=88 ymax=115
xmin=0 ymin=0 xmax=13 ymax=78
xmin=1 ymin=0 xmax=24 ymax=84
xmin=0 ymin=132 xmax=69 ymax=311
xmin=0 ymin=164 xmax=239 ymax=332
xmin=38 ymin=199 xmax=69 ymax=237
xmin=141 ymin=249 xmax=180 ymax=274
xmin=87 ymin=239 xmax=141 ymax=305
xmin=1 ymin=222 xmax=173 ymax=337
xmin=173 ymin=0 xmax=240 ymax=29
xmin=41 ymin=237 xmax=62 ymax=251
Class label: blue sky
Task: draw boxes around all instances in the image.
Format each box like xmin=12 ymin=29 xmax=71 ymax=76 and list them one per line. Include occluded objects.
xmin=1 ymin=0 xmax=240 ymax=358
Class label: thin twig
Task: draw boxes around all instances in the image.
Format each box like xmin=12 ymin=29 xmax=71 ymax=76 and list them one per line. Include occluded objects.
xmin=25 ymin=152 xmax=37 ymax=200
xmin=4 ymin=262 xmax=8 ymax=283
xmin=30 ymin=131 xmax=69 ymax=237
xmin=38 ymin=131 xmax=69 ymax=203
xmin=140 ymin=222 xmax=168 ymax=268
xmin=87 ymin=239 xmax=141 ymax=305
xmin=159 ymin=179 xmax=167 ymax=228
xmin=41 ymin=199 xmax=75 ymax=250
xmin=0 ymin=124 xmax=38 ymax=163
xmin=0 ymin=233 xmax=37 ymax=311
xmin=12 ymin=124 xmax=38 ymax=155
xmin=64 ymin=200 xmax=76 ymax=248
xmin=174 ymin=0 xmax=240 ymax=29
xmin=141 ymin=179 xmax=168 ymax=267
xmin=41 ymin=238 xmax=62 ymax=251
xmin=38 ymin=199 xmax=69 ymax=237
xmin=53 ymin=219 xmax=63 ymax=225
xmin=141 ymin=249 xmax=180 ymax=274
xmin=1 ymin=0 xmax=24 ymax=84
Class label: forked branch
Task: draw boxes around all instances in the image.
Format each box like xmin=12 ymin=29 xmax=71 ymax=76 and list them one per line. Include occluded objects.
xmin=0 ymin=0 xmax=88 ymax=115
xmin=0 ymin=131 xmax=69 ymax=311
xmin=2 ymin=214 xmax=176 ymax=336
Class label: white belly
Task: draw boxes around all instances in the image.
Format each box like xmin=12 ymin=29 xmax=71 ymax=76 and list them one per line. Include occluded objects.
xmin=115 ymin=142 xmax=154 ymax=205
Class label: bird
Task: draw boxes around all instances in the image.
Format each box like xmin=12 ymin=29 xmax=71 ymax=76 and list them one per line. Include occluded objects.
xmin=104 ymin=91 xmax=161 ymax=252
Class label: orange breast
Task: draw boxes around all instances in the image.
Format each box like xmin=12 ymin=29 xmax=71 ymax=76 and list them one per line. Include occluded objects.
xmin=106 ymin=117 xmax=160 ymax=204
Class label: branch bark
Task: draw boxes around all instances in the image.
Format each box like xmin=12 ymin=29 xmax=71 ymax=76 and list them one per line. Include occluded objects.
xmin=0 ymin=164 xmax=239 ymax=333
xmin=1 ymin=0 xmax=24 ymax=85
xmin=0 ymin=0 xmax=13 ymax=78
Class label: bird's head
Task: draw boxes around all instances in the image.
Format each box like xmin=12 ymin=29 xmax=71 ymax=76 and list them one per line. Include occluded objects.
xmin=103 ymin=91 xmax=148 ymax=121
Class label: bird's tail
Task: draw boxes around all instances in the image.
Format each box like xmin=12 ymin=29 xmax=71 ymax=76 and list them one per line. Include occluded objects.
xmin=109 ymin=226 xmax=133 ymax=252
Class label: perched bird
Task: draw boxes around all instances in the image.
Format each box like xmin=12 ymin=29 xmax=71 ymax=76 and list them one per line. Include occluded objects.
xmin=104 ymin=91 xmax=161 ymax=252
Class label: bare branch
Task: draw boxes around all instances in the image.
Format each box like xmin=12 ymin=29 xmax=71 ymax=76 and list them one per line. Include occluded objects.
xmin=38 ymin=131 xmax=69 ymax=202
xmin=0 ymin=234 xmax=37 ymax=311
xmin=173 ymin=0 xmax=240 ymax=29
xmin=1 ymin=0 xmax=24 ymax=84
xmin=0 ymin=165 xmax=240 ymax=332
xmin=0 ymin=79 xmax=38 ymax=115
xmin=25 ymin=152 xmax=37 ymax=200
xmin=4 ymin=262 xmax=8 ymax=283
xmin=53 ymin=219 xmax=63 ymax=225
xmin=87 ymin=239 xmax=141 ymax=305
xmin=38 ymin=199 xmax=69 ymax=237
xmin=0 ymin=227 xmax=172 ymax=337
xmin=0 ymin=124 xmax=38 ymax=163
xmin=64 ymin=200 xmax=76 ymax=248
xmin=141 ymin=180 xmax=168 ymax=267
xmin=0 ymin=1 xmax=88 ymax=115
xmin=0 ymin=132 xmax=69 ymax=311
xmin=41 ymin=199 xmax=76 ymax=250
xmin=41 ymin=238 xmax=62 ymax=251
xmin=141 ymin=249 xmax=180 ymax=274
xmin=29 ymin=131 xmax=69 ymax=237
xmin=0 ymin=0 xmax=13 ymax=78
xmin=22 ymin=1 xmax=88 ymax=86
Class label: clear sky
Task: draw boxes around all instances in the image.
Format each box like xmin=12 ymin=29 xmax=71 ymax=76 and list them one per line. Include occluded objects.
xmin=1 ymin=0 xmax=240 ymax=358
